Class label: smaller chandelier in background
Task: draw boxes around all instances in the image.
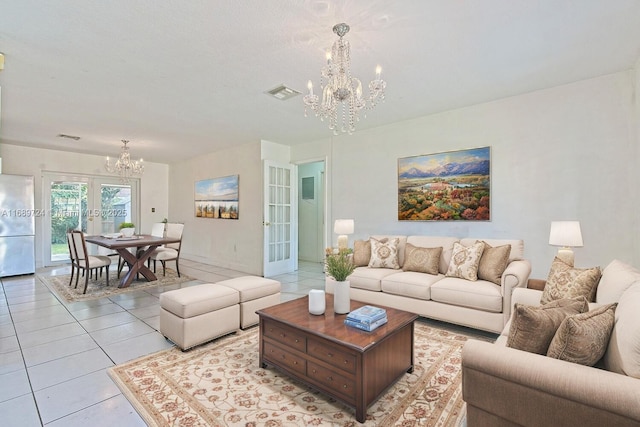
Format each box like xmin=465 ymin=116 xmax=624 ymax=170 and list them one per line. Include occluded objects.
xmin=105 ymin=140 xmax=144 ymax=182
xmin=304 ymin=23 xmax=387 ymax=135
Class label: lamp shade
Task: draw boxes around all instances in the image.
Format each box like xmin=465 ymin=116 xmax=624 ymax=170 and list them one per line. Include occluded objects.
xmin=549 ymin=221 xmax=583 ymax=247
xmin=334 ymin=219 xmax=354 ymax=235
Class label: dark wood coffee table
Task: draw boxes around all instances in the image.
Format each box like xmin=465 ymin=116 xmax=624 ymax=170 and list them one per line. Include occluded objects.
xmin=256 ymin=294 xmax=418 ymax=423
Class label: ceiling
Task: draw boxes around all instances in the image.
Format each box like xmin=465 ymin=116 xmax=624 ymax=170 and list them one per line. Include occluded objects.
xmin=1 ymin=1 xmax=640 ymax=164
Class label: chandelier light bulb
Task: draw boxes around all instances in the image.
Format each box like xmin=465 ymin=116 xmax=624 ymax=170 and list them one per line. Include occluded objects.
xmin=303 ymin=23 xmax=387 ymax=134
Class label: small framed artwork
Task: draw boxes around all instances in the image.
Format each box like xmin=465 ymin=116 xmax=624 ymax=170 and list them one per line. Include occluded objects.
xmin=195 ymin=175 xmax=239 ymax=219
xmin=398 ymin=146 xmax=491 ymax=221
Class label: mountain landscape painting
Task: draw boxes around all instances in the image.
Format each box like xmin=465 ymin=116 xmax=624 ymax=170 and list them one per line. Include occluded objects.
xmin=398 ymin=147 xmax=490 ymax=221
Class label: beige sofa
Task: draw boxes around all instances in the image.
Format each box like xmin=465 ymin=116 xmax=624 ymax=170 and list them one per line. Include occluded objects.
xmin=462 ymin=259 xmax=640 ymax=426
xmin=325 ymin=235 xmax=531 ymax=334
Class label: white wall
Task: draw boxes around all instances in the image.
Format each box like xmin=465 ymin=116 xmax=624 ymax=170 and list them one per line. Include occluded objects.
xmin=168 ymin=141 xmax=263 ymax=275
xmin=0 ymin=143 xmax=169 ymax=267
xmin=298 ymin=161 xmax=325 ymax=262
xmin=292 ymin=71 xmax=639 ymax=278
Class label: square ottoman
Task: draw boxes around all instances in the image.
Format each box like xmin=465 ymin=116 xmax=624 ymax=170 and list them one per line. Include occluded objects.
xmin=160 ymin=284 xmax=239 ymax=350
xmin=216 ymin=276 xmax=281 ymax=328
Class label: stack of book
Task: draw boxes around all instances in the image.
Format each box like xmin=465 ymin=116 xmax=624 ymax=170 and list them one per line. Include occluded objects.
xmin=344 ymin=305 xmax=388 ymax=332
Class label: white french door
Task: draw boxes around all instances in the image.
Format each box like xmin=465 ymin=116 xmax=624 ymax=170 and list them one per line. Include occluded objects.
xmin=43 ymin=173 xmax=139 ymax=265
xmin=263 ymin=160 xmax=297 ymax=277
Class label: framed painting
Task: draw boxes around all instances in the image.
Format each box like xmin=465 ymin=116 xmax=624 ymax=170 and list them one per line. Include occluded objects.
xmin=398 ymin=147 xmax=490 ymax=221
xmin=195 ymin=175 xmax=239 ymax=219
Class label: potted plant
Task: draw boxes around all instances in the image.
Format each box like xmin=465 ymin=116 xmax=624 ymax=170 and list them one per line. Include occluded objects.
xmin=118 ymin=222 xmax=136 ymax=237
xmin=325 ymin=248 xmax=356 ymax=314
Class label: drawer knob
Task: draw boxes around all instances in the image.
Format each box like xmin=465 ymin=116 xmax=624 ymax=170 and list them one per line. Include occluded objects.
xmin=343 ymin=384 xmax=348 ymax=388
xmin=327 ymin=353 xmax=333 ymax=358
xmin=327 ymin=376 xmax=333 ymax=381
xmin=293 ymin=361 xmax=298 ymax=365
xmin=312 ymin=369 xmax=317 ymax=374
xmin=295 ymin=339 xmax=299 ymax=343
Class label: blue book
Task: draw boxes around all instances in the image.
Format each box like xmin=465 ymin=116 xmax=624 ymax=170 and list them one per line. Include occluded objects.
xmin=346 ymin=305 xmax=387 ymax=324
xmin=344 ymin=316 xmax=388 ymax=332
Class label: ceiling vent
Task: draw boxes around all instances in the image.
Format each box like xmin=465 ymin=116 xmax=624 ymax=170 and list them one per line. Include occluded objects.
xmin=265 ymin=85 xmax=300 ymax=101
xmin=57 ymin=134 xmax=81 ymax=140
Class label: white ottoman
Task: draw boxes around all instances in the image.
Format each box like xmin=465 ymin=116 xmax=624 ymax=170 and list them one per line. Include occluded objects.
xmin=160 ymin=284 xmax=240 ymax=350
xmin=216 ymin=276 xmax=281 ymax=329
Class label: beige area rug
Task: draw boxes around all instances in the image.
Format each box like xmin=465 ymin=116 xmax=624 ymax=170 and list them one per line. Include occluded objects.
xmin=39 ymin=268 xmax=194 ymax=302
xmin=109 ymin=321 xmax=490 ymax=426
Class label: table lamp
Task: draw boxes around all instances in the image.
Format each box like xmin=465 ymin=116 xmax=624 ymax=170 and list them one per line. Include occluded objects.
xmin=334 ymin=219 xmax=354 ymax=251
xmin=549 ymin=221 xmax=583 ymax=266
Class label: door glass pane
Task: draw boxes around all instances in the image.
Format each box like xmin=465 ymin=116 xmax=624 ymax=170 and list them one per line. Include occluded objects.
xmin=50 ymin=182 xmax=87 ymax=262
xmin=100 ymin=184 xmax=132 ymax=234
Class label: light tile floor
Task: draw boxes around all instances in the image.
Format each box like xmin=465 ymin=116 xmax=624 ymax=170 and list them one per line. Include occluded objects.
xmin=0 ymin=258 xmax=326 ymax=426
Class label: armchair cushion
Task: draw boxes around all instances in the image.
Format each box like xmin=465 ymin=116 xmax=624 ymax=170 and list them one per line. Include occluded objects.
xmin=541 ymin=257 xmax=601 ymax=304
xmin=604 ymin=282 xmax=640 ymax=378
xmin=547 ymin=303 xmax=617 ymax=366
xmin=506 ymin=297 xmax=588 ymax=355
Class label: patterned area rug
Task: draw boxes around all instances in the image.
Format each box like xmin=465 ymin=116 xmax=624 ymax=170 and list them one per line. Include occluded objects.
xmin=39 ymin=268 xmax=193 ymax=302
xmin=109 ymin=320 xmax=489 ymax=426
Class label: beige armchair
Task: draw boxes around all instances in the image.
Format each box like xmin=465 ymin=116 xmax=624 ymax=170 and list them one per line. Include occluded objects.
xmin=149 ymin=223 xmax=184 ymax=277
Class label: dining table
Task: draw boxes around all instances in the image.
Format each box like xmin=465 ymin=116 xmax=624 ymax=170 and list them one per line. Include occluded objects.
xmin=85 ymin=234 xmax=181 ymax=288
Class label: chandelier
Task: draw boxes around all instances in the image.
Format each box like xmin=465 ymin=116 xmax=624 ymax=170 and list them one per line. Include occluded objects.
xmin=105 ymin=140 xmax=144 ymax=182
xmin=303 ymin=23 xmax=386 ymax=135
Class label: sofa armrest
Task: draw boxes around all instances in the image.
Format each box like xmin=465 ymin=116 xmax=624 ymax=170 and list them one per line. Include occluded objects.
xmin=500 ymin=259 xmax=531 ymax=326
xmin=510 ymin=287 xmax=543 ymax=307
xmin=462 ymin=340 xmax=640 ymax=427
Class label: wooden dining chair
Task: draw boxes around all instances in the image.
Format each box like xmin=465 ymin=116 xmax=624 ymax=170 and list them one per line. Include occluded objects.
xmin=66 ymin=231 xmax=80 ymax=287
xmin=149 ymin=223 xmax=184 ymax=277
xmin=70 ymin=230 xmax=112 ymax=294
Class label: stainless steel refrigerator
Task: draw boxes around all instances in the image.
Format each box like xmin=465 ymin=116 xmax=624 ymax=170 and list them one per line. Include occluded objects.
xmin=0 ymin=174 xmax=36 ymax=277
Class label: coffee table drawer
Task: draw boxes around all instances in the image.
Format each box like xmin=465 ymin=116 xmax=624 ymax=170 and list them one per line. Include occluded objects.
xmin=263 ymin=320 xmax=306 ymax=352
xmin=263 ymin=341 xmax=306 ymax=375
xmin=308 ymin=339 xmax=356 ymax=374
xmin=307 ymin=361 xmax=355 ymax=401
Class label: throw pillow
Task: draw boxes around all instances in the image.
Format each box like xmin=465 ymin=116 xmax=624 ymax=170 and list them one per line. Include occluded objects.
xmin=540 ymin=257 xmax=602 ymax=304
xmin=352 ymin=240 xmax=371 ymax=267
xmin=506 ymin=297 xmax=589 ymax=355
xmin=547 ymin=303 xmax=617 ymax=366
xmin=477 ymin=241 xmax=511 ymax=285
xmin=445 ymin=241 xmax=485 ymax=281
xmin=368 ymin=237 xmax=400 ymax=269
xmin=402 ymin=244 xmax=442 ymax=275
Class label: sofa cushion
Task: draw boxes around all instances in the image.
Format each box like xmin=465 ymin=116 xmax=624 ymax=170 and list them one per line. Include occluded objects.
xmin=348 ymin=266 xmax=398 ymax=291
xmin=431 ymin=278 xmax=502 ymax=312
xmin=596 ymin=259 xmax=640 ymax=304
xmin=368 ymin=237 xmax=401 ymax=269
xmin=603 ymin=282 xmax=640 ymax=378
xmin=381 ymin=271 xmax=443 ymax=300
xmin=445 ymin=241 xmax=485 ymax=281
xmin=507 ymin=297 xmax=589 ymax=355
xmin=460 ymin=238 xmax=524 ymax=262
xmin=477 ymin=241 xmax=511 ymax=285
xmin=407 ymin=236 xmax=459 ymax=274
xmin=541 ymin=257 xmax=601 ymax=304
xmin=547 ymin=303 xmax=617 ymax=366
xmin=371 ymin=235 xmax=408 ymax=267
xmin=352 ymin=239 xmax=371 ymax=267
xmin=402 ymin=243 xmax=442 ymax=274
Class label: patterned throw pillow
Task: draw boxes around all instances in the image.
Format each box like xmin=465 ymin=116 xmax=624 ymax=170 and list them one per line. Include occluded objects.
xmin=352 ymin=240 xmax=371 ymax=267
xmin=507 ymin=297 xmax=589 ymax=355
xmin=368 ymin=237 xmax=400 ymax=269
xmin=547 ymin=303 xmax=617 ymax=366
xmin=402 ymin=244 xmax=442 ymax=275
xmin=477 ymin=241 xmax=511 ymax=285
xmin=541 ymin=257 xmax=602 ymax=304
xmin=445 ymin=241 xmax=485 ymax=281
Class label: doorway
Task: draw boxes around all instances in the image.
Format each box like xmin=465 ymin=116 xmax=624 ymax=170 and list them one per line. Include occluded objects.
xmin=43 ymin=173 xmax=139 ymax=265
xmin=297 ymin=161 xmax=325 ymax=263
